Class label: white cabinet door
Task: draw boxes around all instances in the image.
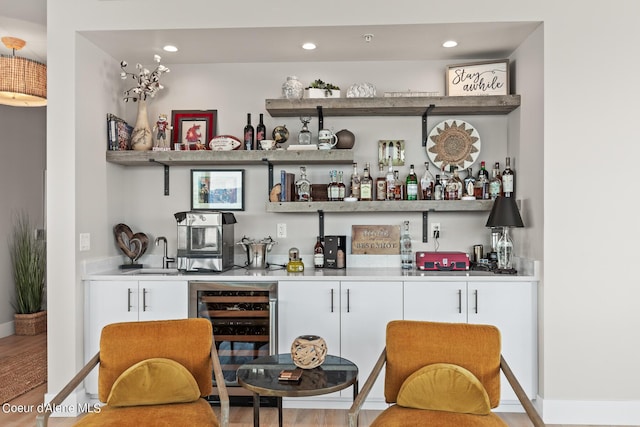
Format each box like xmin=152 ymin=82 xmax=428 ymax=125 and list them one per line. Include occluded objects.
xmin=340 ymin=281 xmax=403 ymax=406
xmin=468 ymin=281 xmax=536 ymax=401
xmin=137 ymin=280 xmax=188 ymax=321
xmin=84 ymin=280 xmax=188 ymax=396
xmin=404 ymin=281 xmax=467 ymax=323
xmin=277 ymin=281 xmax=340 ymax=355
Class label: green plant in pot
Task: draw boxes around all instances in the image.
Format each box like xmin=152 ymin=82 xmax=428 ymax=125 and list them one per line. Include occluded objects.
xmin=307 ymin=79 xmax=340 ymax=96
xmin=10 ymin=212 xmax=46 ymax=335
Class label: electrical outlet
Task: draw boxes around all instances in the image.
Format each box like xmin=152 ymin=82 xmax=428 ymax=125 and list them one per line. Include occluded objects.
xmin=431 ymin=223 xmax=441 ymax=238
xmin=79 ymin=233 xmax=91 ymax=251
xmin=277 ymin=223 xmax=287 ymax=238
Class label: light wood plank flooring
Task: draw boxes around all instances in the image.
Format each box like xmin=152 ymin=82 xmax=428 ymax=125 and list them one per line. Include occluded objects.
xmin=0 ymin=333 xmax=633 ymax=427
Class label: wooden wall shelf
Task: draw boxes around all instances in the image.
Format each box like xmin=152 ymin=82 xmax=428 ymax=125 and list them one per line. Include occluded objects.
xmin=265 ymin=200 xmax=494 ymax=213
xmin=265 ymin=95 xmax=520 ymax=117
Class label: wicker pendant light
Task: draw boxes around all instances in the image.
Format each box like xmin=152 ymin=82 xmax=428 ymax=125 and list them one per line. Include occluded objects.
xmin=0 ymin=36 xmax=47 ymax=107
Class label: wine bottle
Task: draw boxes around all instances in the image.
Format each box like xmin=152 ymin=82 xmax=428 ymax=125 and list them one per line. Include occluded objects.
xmin=313 ymin=236 xmax=325 ymax=268
xmin=406 ymin=164 xmax=418 ymax=200
xmin=502 ymin=157 xmax=515 ymax=197
xmin=337 ymin=171 xmax=346 ymax=201
xmin=256 ymin=113 xmax=266 ymax=150
xmin=243 ymin=113 xmax=254 ymax=150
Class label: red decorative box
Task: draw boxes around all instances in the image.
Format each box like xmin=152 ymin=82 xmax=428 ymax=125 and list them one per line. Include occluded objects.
xmin=415 ymin=251 xmax=469 ymax=271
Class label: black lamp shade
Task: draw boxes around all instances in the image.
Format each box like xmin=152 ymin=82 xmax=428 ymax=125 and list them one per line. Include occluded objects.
xmin=486 ymin=196 xmax=524 ymax=228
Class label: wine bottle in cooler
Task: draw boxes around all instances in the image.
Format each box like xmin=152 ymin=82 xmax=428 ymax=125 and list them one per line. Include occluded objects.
xmin=256 ymin=113 xmax=266 ymax=150
xmin=243 ymin=113 xmax=254 ymax=150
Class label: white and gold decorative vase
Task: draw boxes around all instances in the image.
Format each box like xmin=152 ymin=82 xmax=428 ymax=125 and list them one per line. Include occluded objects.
xmin=130 ymin=99 xmax=153 ymax=151
xmin=282 ymin=76 xmax=304 ymax=99
xmin=291 ymin=335 xmax=327 ymax=369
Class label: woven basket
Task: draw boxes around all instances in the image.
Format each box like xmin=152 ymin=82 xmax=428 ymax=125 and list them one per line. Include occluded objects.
xmin=291 ymin=335 xmax=327 ymax=369
xmin=14 ymin=311 xmax=47 ymax=336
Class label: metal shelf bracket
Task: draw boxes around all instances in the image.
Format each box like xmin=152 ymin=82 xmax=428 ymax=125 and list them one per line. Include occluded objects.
xmin=421 ymin=104 xmax=436 ymax=147
xmin=317 ymin=210 xmax=325 ymax=239
xmin=149 ymin=159 xmax=170 ymax=196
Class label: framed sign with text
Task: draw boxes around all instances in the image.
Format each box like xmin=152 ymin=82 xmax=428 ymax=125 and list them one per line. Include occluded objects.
xmin=446 ymin=60 xmax=509 ymax=96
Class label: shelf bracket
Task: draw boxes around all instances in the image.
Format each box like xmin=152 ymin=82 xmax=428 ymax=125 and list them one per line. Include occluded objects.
xmin=149 ymin=159 xmax=170 ymax=196
xmin=317 ymin=105 xmax=324 ymax=134
xmin=317 ymin=210 xmax=325 ymax=240
xmin=421 ymin=104 xmax=436 ymax=147
xmin=264 ymin=159 xmax=274 ymax=195
xmin=422 ymin=210 xmax=432 ymax=243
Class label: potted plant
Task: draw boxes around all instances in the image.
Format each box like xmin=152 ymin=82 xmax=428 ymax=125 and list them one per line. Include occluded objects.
xmin=10 ymin=213 xmax=46 ymax=335
xmin=305 ymin=79 xmax=341 ymax=98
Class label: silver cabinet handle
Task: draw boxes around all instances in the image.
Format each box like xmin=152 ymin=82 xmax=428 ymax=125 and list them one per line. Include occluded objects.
xmin=330 ymin=288 xmax=334 ymax=313
xmin=142 ymin=288 xmax=148 ymax=312
xmin=474 ymin=289 xmax=479 ymax=314
xmin=347 ymin=288 xmax=351 ymax=313
xmin=457 ymin=289 xmax=462 ymax=314
xmin=127 ymin=288 xmax=133 ymax=312
xmin=269 ymin=298 xmax=277 ymax=355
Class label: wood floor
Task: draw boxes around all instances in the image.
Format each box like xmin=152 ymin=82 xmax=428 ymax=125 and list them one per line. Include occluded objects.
xmin=0 ymin=333 xmax=632 ymax=427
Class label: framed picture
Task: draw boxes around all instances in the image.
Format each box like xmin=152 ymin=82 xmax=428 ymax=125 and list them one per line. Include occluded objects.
xmin=378 ymin=140 xmax=405 ymax=166
xmin=446 ymin=59 xmax=509 ymax=96
xmin=191 ymin=169 xmax=245 ymax=211
xmin=171 ymin=110 xmax=217 ymax=150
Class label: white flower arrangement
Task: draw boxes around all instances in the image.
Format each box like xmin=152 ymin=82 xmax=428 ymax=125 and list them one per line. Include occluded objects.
xmin=120 ymin=54 xmax=170 ymax=102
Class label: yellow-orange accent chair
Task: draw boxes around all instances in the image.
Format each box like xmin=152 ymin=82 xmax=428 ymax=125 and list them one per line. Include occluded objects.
xmin=37 ymin=318 xmax=229 ymax=427
xmin=348 ymin=320 xmax=544 ymax=427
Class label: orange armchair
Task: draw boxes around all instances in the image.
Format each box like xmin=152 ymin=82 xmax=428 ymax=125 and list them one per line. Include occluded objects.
xmin=348 ymin=320 xmax=544 ymax=427
xmin=37 ymin=318 xmax=229 ymax=427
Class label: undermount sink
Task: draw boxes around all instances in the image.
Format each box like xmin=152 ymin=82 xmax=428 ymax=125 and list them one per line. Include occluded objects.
xmin=122 ymin=268 xmax=181 ymax=275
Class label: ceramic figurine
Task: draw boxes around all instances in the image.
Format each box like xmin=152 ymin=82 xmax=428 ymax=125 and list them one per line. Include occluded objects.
xmin=153 ymin=113 xmax=172 ymax=150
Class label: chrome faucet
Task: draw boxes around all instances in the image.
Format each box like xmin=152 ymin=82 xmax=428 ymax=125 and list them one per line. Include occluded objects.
xmin=154 ymin=236 xmax=175 ymax=269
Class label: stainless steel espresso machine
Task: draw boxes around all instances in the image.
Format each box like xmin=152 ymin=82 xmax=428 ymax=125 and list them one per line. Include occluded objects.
xmin=175 ymin=211 xmax=237 ymax=272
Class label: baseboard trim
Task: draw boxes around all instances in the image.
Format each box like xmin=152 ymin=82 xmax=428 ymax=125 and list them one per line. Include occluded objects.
xmin=540 ymin=397 xmax=640 ymax=425
xmin=0 ymin=321 xmax=15 ymax=338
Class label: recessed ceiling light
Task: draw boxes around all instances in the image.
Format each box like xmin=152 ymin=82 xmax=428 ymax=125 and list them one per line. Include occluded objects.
xmin=302 ymin=42 xmax=316 ymax=50
xmin=442 ymin=40 xmax=458 ymax=48
xmin=163 ymin=45 xmax=178 ymax=52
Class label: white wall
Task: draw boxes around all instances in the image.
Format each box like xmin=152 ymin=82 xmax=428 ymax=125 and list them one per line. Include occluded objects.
xmin=0 ymin=105 xmax=46 ymax=336
xmin=46 ymin=0 xmax=640 ymax=424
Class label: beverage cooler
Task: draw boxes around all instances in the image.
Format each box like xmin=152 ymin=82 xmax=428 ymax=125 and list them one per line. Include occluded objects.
xmin=189 ymin=281 xmax=278 ymax=401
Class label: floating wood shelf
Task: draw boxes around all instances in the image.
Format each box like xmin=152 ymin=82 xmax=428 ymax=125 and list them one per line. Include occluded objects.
xmin=265 ymin=200 xmax=494 ymax=213
xmin=105 ymin=149 xmax=355 ymax=166
xmin=265 ymin=95 xmax=520 ymax=117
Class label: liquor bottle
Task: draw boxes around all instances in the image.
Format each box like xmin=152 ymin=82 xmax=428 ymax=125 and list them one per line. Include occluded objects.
xmin=350 ymin=162 xmax=361 ymax=200
xmin=478 ymin=161 xmax=489 ymax=181
xmin=400 ymin=220 xmax=413 ymax=270
xmin=295 ymin=166 xmax=311 ymax=202
xmin=434 ymin=174 xmax=443 ymax=200
xmin=313 ymin=236 xmax=325 ymax=268
xmin=337 ymin=171 xmax=346 ymax=201
xmin=243 ymin=113 xmax=254 ymax=150
xmin=502 ymin=157 xmax=515 ymax=197
xmin=256 ymin=113 xmax=266 ymax=150
xmin=406 ymin=164 xmax=418 ymax=200
xmin=463 ymin=167 xmax=476 ymax=198
xmin=489 ymin=165 xmax=502 ymax=200
xmin=329 ymin=170 xmax=340 ymax=201
xmin=475 ymin=162 xmax=490 ymax=200
xmin=360 ymin=163 xmax=373 ymax=201
xmin=375 ymin=163 xmax=387 ymax=201
xmin=394 ymin=170 xmax=405 ymax=200
xmin=439 ymin=166 xmax=450 ymax=200
xmin=420 ymin=162 xmax=435 ymax=200
xmin=385 ymin=158 xmax=395 ymax=200
xmin=327 ymin=170 xmax=334 ymax=201
xmin=446 ymin=166 xmax=463 ymax=200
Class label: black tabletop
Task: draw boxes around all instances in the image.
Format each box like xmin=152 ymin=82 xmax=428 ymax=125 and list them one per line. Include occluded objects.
xmin=237 ymin=354 xmax=358 ymax=397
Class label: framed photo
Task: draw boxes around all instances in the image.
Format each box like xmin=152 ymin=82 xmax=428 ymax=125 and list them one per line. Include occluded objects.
xmin=378 ymin=140 xmax=405 ymax=166
xmin=446 ymin=59 xmax=509 ymax=96
xmin=171 ymin=110 xmax=217 ymax=150
xmin=191 ymin=169 xmax=245 ymax=211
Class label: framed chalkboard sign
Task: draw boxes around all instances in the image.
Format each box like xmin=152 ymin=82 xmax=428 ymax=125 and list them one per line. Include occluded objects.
xmin=446 ymin=60 xmax=509 ymax=96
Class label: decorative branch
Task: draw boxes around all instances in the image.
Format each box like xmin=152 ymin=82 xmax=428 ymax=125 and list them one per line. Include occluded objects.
xmin=120 ymin=54 xmax=170 ymax=102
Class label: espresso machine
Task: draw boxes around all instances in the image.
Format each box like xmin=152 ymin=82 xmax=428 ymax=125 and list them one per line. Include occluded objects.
xmin=175 ymin=211 xmax=237 ymax=272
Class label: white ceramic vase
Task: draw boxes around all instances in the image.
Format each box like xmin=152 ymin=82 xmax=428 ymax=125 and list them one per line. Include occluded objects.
xmin=282 ymin=76 xmax=304 ymax=99
xmin=130 ymin=99 xmax=153 ymax=151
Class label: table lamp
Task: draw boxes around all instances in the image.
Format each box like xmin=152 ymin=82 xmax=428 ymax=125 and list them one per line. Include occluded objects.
xmin=485 ymin=196 xmax=524 ymax=272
